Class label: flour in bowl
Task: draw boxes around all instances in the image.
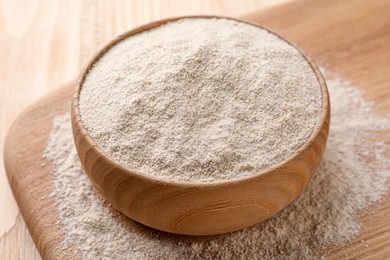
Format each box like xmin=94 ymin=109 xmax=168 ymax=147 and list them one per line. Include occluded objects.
xmin=79 ymin=18 xmax=323 ymax=182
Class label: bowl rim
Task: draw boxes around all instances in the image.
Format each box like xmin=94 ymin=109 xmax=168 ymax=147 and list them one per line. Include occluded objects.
xmin=72 ymin=15 xmax=330 ymax=187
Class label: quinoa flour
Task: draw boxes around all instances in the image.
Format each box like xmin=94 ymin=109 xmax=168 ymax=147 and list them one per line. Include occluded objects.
xmin=79 ymin=18 xmax=323 ymax=182
xmin=44 ymin=73 xmax=390 ymax=259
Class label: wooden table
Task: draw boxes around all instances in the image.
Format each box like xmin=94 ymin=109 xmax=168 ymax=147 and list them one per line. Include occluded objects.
xmin=0 ymin=1 xmax=289 ymax=259
xmin=4 ymin=0 xmax=390 ymax=258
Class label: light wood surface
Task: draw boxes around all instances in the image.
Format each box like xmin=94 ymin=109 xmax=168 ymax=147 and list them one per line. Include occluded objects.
xmin=71 ymin=15 xmax=330 ymax=236
xmin=4 ymin=84 xmax=76 ymax=259
xmin=2 ymin=0 xmax=390 ymax=258
xmin=0 ymin=1 xmax=290 ymax=259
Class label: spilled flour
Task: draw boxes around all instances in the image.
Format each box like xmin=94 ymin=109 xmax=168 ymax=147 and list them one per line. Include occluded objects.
xmin=44 ymin=73 xmax=390 ymax=259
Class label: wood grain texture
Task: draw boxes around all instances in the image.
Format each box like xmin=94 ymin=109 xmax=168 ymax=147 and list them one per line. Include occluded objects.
xmin=4 ymin=84 xmax=76 ymax=259
xmin=2 ymin=0 xmax=390 ymax=258
xmin=71 ymin=15 xmax=330 ymax=236
xmin=0 ymin=1 xmax=290 ymax=258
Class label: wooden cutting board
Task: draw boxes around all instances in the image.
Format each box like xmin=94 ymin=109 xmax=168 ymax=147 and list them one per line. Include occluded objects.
xmin=4 ymin=0 xmax=390 ymax=258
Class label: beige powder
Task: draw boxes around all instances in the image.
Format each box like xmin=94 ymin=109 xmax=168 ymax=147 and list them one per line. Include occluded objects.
xmin=45 ymin=73 xmax=390 ymax=259
xmin=79 ymin=17 xmax=322 ymax=182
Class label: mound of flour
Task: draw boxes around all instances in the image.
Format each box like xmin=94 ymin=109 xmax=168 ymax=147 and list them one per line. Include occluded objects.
xmin=79 ymin=18 xmax=322 ymax=182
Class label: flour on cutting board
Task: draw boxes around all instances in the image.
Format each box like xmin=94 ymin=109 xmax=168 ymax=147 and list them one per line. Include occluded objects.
xmin=44 ymin=72 xmax=390 ymax=259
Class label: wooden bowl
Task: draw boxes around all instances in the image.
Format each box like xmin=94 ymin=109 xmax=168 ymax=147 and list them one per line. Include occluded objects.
xmin=71 ymin=16 xmax=330 ymax=236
